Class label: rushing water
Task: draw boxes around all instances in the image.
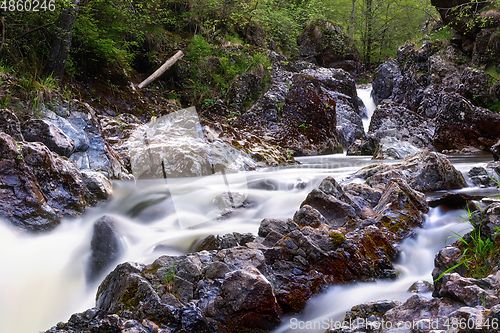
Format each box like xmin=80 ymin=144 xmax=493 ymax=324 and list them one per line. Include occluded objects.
xmin=0 ymin=89 xmax=496 ymax=333
xmin=357 ymin=86 xmax=376 ymax=133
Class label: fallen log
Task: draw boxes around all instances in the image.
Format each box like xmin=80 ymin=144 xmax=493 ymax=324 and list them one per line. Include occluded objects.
xmin=137 ymin=50 xmax=184 ymax=89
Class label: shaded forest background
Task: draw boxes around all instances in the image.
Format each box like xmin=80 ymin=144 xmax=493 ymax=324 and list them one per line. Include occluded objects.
xmin=0 ymin=0 xmax=462 ymax=115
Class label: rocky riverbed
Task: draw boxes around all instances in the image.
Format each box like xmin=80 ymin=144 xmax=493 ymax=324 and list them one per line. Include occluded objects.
xmin=2 ymin=1 xmax=500 ymax=332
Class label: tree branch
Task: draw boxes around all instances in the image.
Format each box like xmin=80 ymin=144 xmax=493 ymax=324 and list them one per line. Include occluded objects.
xmin=14 ymin=21 xmax=55 ymax=40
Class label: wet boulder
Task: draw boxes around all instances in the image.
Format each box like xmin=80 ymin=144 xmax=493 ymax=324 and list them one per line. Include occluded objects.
xmin=0 ymin=108 xmax=23 ymax=141
xmin=22 ymin=119 xmax=75 ymax=157
xmin=300 ymin=67 xmax=365 ymax=148
xmin=350 ymin=102 xmax=435 ymax=158
xmin=236 ymin=72 xmax=343 ymax=156
xmin=21 ymin=141 xmax=91 ymax=217
xmin=297 ymin=19 xmax=360 ymax=73
xmin=371 ymin=59 xmax=400 ymax=104
xmin=433 ymin=92 xmax=500 ymax=152
xmin=374 ymin=178 xmax=429 ymax=241
xmin=300 ymin=176 xmax=362 ymax=228
xmin=81 ymin=170 xmax=113 ymax=201
xmin=45 ymin=102 xmax=131 ymax=179
xmin=493 ymin=139 xmax=500 ymax=161
xmin=213 ymin=266 xmax=281 ymax=332
xmin=352 ymin=150 xmax=466 ymax=192
xmin=234 ymin=57 xmax=365 ymax=156
xmin=0 ymin=132 xmax=60 ymax=231
xmin=87 ymin=216 xmax=122 ymax=283
xmin=431 ymin=246 xmax=467 ymax=296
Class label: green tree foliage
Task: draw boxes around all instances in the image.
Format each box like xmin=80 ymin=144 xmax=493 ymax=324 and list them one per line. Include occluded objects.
xmin=1 ymin=0 xmax=438 ymax=79
xmin=323 ymin=0 xmax=436 ymax=66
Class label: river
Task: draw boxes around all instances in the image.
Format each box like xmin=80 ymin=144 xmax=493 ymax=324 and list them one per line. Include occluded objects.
xmin=0 ymin=88 xmax=496 ymax=333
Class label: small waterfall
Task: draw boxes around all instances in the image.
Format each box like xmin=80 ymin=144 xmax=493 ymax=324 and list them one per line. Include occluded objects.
xmin=357 ymin=86 xmax=377 ymax=133
xmin=271 ymin=207 xmax=468 ymax=333
xmin=0 ymin=152 xmax=494 ymax=333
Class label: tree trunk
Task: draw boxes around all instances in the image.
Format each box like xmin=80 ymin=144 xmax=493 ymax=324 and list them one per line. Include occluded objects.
xmin=364 ymin=0 xmax=373 ymax=70
xmin=44 ymin=0 xmax=80 ymax=79
xmin=137 ymin=51 xmax=184 ymax=89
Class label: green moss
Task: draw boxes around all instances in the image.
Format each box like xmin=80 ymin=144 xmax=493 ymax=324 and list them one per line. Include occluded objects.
xmin=329 ymin=231 xmax=345 ymax=247
xmin=118 ymin=281 xmax=140 ymax=312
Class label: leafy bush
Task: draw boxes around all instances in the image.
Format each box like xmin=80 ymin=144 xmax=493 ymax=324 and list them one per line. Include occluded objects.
xmin=184 ymin=35 xmax=270 ymax=107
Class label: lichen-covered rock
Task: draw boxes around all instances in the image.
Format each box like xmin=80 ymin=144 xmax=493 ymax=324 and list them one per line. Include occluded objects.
xmin=22 ymin=119 xmax=75 ymax=157
xmin=0 ymin=132 xmax=60 ymax=231
xmin=297 ymin=19 xmax=360 ymax=73
xmin=433 ymin=92 xmax=500 ymax=152
xmin=374 ymin=178 xmax=429 ymax=241
xmin=458 ymin=67 xmax=499 ymax=109
xmin=0 ymin=108 xmax=23 ymax=141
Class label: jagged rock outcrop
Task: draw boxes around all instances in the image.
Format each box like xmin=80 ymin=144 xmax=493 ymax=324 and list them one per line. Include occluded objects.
xmin=234 ymin=58 xmax=365 ymax=156
xmin=433 ymin=92 xmax=500 ymax=152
